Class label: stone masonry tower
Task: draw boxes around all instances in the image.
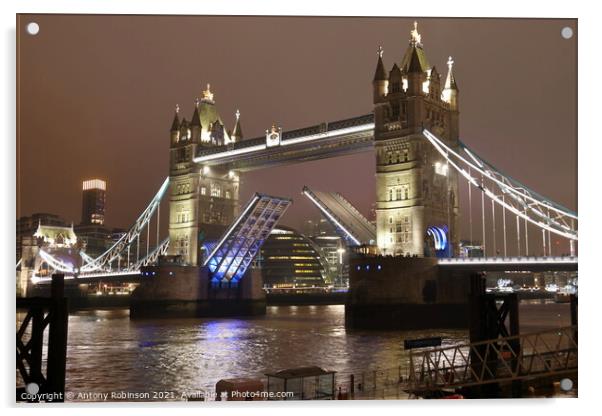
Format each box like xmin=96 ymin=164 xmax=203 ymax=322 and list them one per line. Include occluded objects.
xmin=168 ymin=84 xmax=242 ymax=266
xmin=373 ymin=22 xmax=460 ymax=257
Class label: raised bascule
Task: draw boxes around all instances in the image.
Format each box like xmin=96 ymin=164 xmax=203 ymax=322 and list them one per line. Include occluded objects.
xmin=22 ymin=23 xmax=578 ymax=326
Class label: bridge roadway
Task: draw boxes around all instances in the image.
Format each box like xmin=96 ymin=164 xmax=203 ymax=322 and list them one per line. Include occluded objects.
xmin=437 ymin=256 xmax=578 ymax=272
xmin=33 ymin=256 xmax=577 ymax=286
xmin=194 ymin=113 xmax=375 ymax=171
xmin=33 ymin=271 xmax=144 ymax=286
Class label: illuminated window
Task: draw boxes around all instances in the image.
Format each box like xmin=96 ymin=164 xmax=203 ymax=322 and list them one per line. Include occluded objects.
xmin=225 ymin=191 xmax=231 ymax=199
xmin=201 ymin=186 xmax=207 ymax=196
xmin=435 ymin=162 xmax=449 ymax=176
xmin=210 ymin=183 xmax=221 ymax=197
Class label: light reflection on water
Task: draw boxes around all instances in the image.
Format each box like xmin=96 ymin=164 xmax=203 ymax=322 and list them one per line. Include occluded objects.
xmin=62 ymin=305 xmax=467 ymax=395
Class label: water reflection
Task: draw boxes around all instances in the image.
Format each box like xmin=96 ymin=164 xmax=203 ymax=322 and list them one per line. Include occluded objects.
xmin=63 ymin=305 xmax=468 ymax=397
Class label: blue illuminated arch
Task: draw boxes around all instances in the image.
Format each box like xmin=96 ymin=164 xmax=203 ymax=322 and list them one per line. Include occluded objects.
xmin=427 ymin=225 xmax=449 ymax=257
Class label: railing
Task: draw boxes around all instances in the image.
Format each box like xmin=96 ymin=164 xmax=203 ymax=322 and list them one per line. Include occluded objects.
xmin=438 ymin=256 xmax=578 ymax=264
xmin=17 ymin=274 xmax=68 ymax=402
xmin=407 ymin=325 xmax=577 ymax=392
xmin=334 ymin=365 xmax=412 ymax=400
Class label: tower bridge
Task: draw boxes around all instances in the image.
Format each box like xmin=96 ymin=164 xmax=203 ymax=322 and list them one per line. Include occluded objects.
xmin=21 ymin=22 xmax=577 ymax=324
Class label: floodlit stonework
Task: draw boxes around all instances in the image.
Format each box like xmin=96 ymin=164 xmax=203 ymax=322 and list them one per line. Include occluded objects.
xmin=373 ymin=22 xmax=460 ymax=257
xmin=168 ymin=85 xmax=242 ymax=265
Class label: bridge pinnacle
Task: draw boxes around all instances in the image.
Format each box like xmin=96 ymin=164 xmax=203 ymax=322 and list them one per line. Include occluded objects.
xmin=202 ymin=83 xmax=214 ymax=102
xmin=444 ymin=55 xmax=458 ymax=91
xmin=373 ymin=46 xmax=387 ymax=82
xmin=170 ymin=104 xmax=181 ymax=132
xmin=410 ymin=21 xmax=422 ymax=46
xmin=231 ymin=109 xmax=243 ymax=141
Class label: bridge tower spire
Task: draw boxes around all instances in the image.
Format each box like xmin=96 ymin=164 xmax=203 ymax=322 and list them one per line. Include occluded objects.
xmin=373 ymin=22 xmax=460 ymax=257
xmin=230 ymin=109 xmax=243 ymax=142
xmin=373 ymin=46 xmax=388 ymax=103
xmin=166 ymin=84 xmax=241 ymax=266
xmin=442 ymin=56 xmax=459 ymax=111
xmin=170 ymin=104 xmax=180 ymax=144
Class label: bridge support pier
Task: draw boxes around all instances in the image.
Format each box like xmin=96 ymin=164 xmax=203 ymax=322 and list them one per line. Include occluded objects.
xmin=466 ymin=275 xmax=521 ymax=398
xmin=345 ymin=256 xmax=471 ymax=330
xmin=130 ymin=266 xmax=266 ymax=319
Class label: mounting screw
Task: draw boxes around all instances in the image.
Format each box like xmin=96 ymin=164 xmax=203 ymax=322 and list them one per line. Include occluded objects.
xmin=26 ymin=22 xmax=40 ymax=36
xmin=561 ymin=27 xmax=573 ymax=40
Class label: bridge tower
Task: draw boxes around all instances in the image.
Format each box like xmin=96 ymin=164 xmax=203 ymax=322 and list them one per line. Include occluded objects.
xmin=373 ymin=22 xmax=460 ymax=257
xmin=167 ymin=85 xmax=242 ymax=266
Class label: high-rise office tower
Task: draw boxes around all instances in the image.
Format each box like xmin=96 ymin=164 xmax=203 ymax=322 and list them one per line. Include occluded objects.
xmin=81 ymin=179 xmax=106 ymax=225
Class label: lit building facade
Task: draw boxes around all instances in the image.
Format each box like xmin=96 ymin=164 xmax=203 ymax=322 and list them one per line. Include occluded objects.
xmin=303 ymin=218 xmax=348 ymax=286
xmin=81 ymin=179 xmax=106 ymax=225
xmin=310 ymin=234 xmax=348 ymax=286
xmin=18 ymin=222 xmax=81 ymax=297
xmin=16 ymin=213 xmax=67 ymax=261
xmin=167 ymin=85 xmax=242 ymax=265
xmin=373 ymin=22 xmax=460 ymax=257
xmin=74 ymin=224 xmax=112 ymax=258
xmin=259 ymin=226 xmax=328 ymax=289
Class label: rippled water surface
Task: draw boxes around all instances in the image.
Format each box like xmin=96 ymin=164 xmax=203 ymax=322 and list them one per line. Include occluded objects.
xmin=62 ymin=305 xmax=467 ymax=396
xmin=18 ymin=302 xmax=569 ymax=400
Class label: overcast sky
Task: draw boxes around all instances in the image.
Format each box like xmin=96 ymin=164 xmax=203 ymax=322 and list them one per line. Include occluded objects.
xmin=17 ymin=15 xmax=576 ymax=254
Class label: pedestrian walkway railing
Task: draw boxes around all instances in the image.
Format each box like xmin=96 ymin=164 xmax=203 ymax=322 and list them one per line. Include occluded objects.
xmin=406 ymin=325 xmax=577 ymax=392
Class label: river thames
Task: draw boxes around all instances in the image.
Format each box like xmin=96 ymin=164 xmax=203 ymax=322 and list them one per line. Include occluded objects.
xmin=18 ymin=300 xmax=565 ymax=401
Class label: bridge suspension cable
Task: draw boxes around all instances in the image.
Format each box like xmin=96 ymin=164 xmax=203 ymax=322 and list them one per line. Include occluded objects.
xmin=79 ymin=177 xmax=170 ymax=273
xmin=422 ymin=130 xmax=577 ymax=257
xmin=32 ymin=177 xmax=171 ymax=280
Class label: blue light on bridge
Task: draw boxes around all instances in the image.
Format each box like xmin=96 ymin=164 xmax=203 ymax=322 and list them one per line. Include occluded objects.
xmin=427 ymin=225 xmax=450 ymax=258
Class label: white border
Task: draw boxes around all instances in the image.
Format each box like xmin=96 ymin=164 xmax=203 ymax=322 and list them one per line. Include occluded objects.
xmin=3 ymin=2 xmax=599 ymax=416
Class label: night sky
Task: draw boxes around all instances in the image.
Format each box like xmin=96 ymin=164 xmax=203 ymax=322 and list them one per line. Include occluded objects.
xmin=17 ymin=15 xmax=577 ymax=254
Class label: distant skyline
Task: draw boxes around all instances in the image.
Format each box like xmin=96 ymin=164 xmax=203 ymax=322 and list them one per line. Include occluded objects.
xmin=17 ymin=15 xmax=577 ymax=252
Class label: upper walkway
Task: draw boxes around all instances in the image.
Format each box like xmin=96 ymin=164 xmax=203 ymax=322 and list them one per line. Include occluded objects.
xmin=194 ymin=114 xmax=374 ymax=171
